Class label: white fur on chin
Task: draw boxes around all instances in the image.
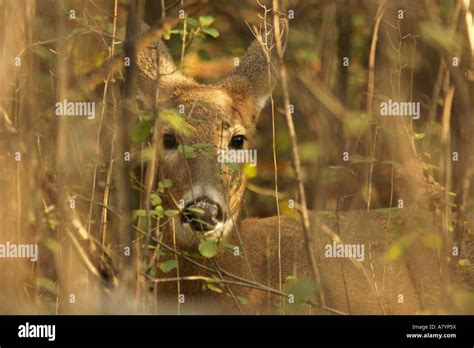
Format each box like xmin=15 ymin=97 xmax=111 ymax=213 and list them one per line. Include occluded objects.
xmin=175 ymin=217 xmax=235 ymax=249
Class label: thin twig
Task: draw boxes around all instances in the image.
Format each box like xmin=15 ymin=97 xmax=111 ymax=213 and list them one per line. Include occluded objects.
xmin=462 ymin=0 xmax=474 ymax=60
xmin=272 ymin=1 xmax=325 ymax=307
xmin=366 ymin=2 xmax=385 ymax=212
xmin=134 ymin=225 xmax=346 ymax=315
xmin=439 ymin=85 xmax=455 ymax=306
xmin=81 ymin=1 xmax=201 ymax=92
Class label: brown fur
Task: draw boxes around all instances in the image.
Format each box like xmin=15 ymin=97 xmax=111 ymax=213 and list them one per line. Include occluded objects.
xmin=154 ymin=210 xmax=474 ymax=314
xmin=135 ymin=27 xmax=472 ymax=314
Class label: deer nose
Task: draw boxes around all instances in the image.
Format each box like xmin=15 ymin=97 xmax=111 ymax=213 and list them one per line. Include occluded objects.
xmin=181 ymin=198 xmax=224 ymax=232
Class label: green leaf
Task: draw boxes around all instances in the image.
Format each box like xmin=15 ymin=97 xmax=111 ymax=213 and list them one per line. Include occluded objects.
xmin=133 ymin=209 xmax=146 ymax=219
xmin=191 ymin=218 xmax=214 ymax=230
xmin=202 ymin=27 xmax=219 ymax=38
xmin=198 ymin=49 xmax=211 ymax=61
xmin=298 ymin=141 xmax=322 ymax=162
xmin=159 ymin=259 xmax=178 ymax=273
xmin=149 ymin=268 xmax=156 ymax=277
xmin=350 ymin=154 xmax=374 ymax=164
xmin=236 ymin=295 xmax=249 ymax=305
xmin=199 ymin=15 xmax=215 ymax=27
xmin=158 ymin=178 xmax=173 ymax=189
xmin=384 ymin=234 xmax=416 ymax=262
xmin=214 ymin=172 xmax=224 ymax=181
xmin=43 ymin=238 xmax=60 ymax=255
xmin=243 ymin=163 xmax=257 ymax=178
xmin=162 ymin=28 xmax=171 ymax=40
xmin=199 ymin=240 xmax=217 ymax=258
xmin=164 ymin=209 xmax=179 ymax=217
xmin=160 ymin=108 xmax=195 ymax=136
xmin=201 ymin=149 xmax=215 ymax=158
xmin=153 ymin=205 xmax=164 ymax=218
xmin=285 ymin=278 xmax=316 ymax=305
xmin=150 ymin=193 xmax=162 ymax=206
xmin=178 ymin=144 xmax=198 ymax=159
xmin=413 ymin=132 xmax=425 ymax=140
xmin=185 ymin=207 xmax=205 ymax=215
xmin=144 ymin=265 xmax=157 ymax=278
xmin=224 ymin=162 xmax=239 ymax=171
xmin=374 ymin=207 xmax=404 ymax=218
xmin=131 ymin=120 xmax=153 ymax=142
xmin=31 ymin=45 xmax=50 ymax=60
xmin=186 ymin=17 xmax=198 ymax=27
xmin=37 ymin=277 xmax=59 ymax=296
xmin=207 ymin=283 xmax=222 ymax=293
xmin=316 ymin=210 xmax=337 ymax=218
xmin=345 ymin=113 xmax=371 ymax=135
xmin=104 ymin=23 xmax=114 ymax=33
xmin=419 ymin=21 xmax=463 ymax=52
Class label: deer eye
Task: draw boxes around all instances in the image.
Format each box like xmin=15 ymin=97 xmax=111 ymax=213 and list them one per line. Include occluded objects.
xmin=163 ymin=133 xmax=178 ymax=149
xmin=229 ymin=135 xmax=246 ymax=150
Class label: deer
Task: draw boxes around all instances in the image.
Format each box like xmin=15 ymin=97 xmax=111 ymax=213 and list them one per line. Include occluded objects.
xmin=132 ymin=19 xmax=473 ymax=315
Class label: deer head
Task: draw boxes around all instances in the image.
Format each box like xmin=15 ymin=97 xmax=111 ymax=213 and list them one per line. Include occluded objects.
xmin=136 ymin=22 xmax=286 ymax=249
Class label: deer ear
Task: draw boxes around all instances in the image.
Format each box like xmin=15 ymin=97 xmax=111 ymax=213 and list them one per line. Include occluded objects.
xmin=136 ymin=23 xmax=192 ymax=108
xmin=136 ymin=39 xmax=188 ymax=85
xmin=221 ymin=20 xmax=288 ymax=120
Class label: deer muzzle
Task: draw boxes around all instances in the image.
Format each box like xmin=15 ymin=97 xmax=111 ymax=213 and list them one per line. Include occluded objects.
xmin=181 ymin=197 xmax=224 ymax=232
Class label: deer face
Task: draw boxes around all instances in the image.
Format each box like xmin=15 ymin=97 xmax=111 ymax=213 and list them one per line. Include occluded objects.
xmin=136 ymin=33 xmax=284 ymax=249
xmin=155 ymin=84 xmax=255 ymax=248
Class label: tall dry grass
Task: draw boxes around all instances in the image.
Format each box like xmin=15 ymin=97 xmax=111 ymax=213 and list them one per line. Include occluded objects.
xmin=0 ymin=0 xmax=473 ymax=314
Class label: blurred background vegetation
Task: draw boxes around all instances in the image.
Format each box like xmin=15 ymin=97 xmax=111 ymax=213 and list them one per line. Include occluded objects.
xmin=0 ymin=0 xmax=473 ymax=313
